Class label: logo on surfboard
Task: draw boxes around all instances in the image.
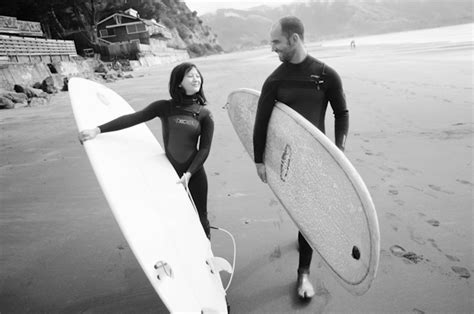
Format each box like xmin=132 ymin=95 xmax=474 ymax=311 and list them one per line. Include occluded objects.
xmin=280 ymin=144 xmax=292 ymax=182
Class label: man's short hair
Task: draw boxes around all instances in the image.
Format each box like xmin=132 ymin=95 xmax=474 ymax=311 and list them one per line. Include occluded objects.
xmin=279 ymin=16 xmax=304 ymax=41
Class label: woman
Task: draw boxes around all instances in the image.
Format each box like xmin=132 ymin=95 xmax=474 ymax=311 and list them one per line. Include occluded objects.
xmin=79 ymin=62 xmax=214 ymax=238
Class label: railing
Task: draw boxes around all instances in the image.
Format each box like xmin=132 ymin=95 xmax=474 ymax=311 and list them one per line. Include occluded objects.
xmin=0 ymin=35 xmax=77 ymax=61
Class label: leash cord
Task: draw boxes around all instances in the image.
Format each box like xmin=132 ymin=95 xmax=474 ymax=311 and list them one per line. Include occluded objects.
xmin=184 ymin=180 xmax=236 ymax=292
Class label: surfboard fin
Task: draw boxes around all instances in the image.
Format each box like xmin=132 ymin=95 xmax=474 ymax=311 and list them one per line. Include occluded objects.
xmin=207 ymin=257 xmax=233 ymax=275
xmin=153 ymin=261 xmax=173 ymax=282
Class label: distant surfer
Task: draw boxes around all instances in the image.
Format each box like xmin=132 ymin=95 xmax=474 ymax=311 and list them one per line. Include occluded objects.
xmin=253 ymin=16 xmax=349 ymax=299
xmin=350 ymin=40 xmax=356 ymax=49
xmin=78 ymin=62 xmax=214 ymax=239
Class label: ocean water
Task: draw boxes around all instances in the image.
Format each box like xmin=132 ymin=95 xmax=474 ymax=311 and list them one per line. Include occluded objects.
xmin=318 ymin=23 xmax=473 ymax=47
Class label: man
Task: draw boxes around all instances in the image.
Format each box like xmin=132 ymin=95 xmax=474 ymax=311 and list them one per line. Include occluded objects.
xmin=253 ymin=16 xmax=349 ymax=299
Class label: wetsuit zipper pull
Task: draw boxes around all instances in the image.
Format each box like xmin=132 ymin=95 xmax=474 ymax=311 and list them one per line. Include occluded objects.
xmin=310 ymin=75 xmax=323 ymax=90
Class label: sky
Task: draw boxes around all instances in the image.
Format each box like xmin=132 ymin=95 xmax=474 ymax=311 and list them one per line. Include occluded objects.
xmin=184 ymin=0 xmax=299 ymax=14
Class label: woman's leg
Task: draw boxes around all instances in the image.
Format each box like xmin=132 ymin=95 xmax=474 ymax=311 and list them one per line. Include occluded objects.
xmin=188 ymin=167 xmax=211 ymax=239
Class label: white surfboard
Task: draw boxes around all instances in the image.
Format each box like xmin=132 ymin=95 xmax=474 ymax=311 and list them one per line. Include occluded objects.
xmin=68 ymin=77 xmax=229 ymax=312
xmin=227 ymin=88 xmax=380 ymax=296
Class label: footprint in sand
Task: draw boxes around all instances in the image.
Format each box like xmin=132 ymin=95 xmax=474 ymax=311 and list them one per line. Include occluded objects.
xmin=386 ymin=212 xmax=400 ymax=220
xmin=390 ymin=245 xmax=424 ymax=264
xmin=394 ymin=199 xmax=405 ymax=206
xmin=426 ymin=219 xmax=440 ymax=227
xmin=456 ymin=179 xmax=473 ymax=186
xmin=451 ymin=266 xmax=470 ymax=278
xmin=446 ymin=254 xmax=460 ymax=262
xmin=269 ymin=246 xmax=281 ymax=261
xmin=428 ymin=239 xmax=462 ymax=263
xmin=428 ymin=184 xmax=454 ymax=195
xmin=397 ymin=166 xmax=410 ymax=172
xmin=386 ymin=212 xmax=401 ymax=231
xmin=407 ymin=226 xmax=425 ymax=245
xmin=385 ymin=213 xmax=400 ymax=231
xmin=427 ymin=238 xmax=442 ymax=252
xmin=315 ymin=282 xmax=331 ymax=307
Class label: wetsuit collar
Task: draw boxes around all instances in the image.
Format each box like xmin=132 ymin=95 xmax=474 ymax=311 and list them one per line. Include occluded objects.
xmin=180 ymin=94 xmax=200 ymax=106
xmin=285 ymin=54 xmax=312 ymax=68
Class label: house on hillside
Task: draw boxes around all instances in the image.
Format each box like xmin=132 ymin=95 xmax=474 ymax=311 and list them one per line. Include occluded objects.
xmin=97 ymin=8 xmax=172 ymax=52
xmin=96 ymin=8 xmax=188 ymax=65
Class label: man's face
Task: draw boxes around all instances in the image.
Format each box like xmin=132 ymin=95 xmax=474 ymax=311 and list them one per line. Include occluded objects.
xmin=270 ymin=24 xmax=295 ymax=62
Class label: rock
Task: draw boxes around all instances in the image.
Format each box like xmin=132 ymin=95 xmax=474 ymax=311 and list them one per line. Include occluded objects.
xmin=112 ymin=60 xmax=122 ymax=71
xmin=0 ymin=96 xmax=15 ymax=109
xmin=94 ymin=62 xmax=109 ymax=73
xmin=1 ymin=92 xmax=28 ymax=104
xmin=103 ymin=70 xmax=119 ymax=82
xmin=14 ymin=84 xmax=35 ymax=98
xmin=31 ymin=88 xmax=49 ymax=99
xmin=41 ymin=76 xmax=58 ymax=94
xmin=28 ymin=97 xmax=49 ymax=107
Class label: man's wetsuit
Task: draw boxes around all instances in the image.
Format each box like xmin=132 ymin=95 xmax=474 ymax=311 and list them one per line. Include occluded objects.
xmin=253 ymin=55 xmax=349 ymax=274
xmin=98 ymin=95 xmax=214 ymax=237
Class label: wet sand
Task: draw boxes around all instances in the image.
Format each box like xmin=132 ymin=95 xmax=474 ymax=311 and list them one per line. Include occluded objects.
xmin=1 ymin=38 xmax=472 ymax=313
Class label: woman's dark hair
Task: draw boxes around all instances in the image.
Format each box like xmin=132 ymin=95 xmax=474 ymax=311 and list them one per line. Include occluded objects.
xmin=169 ymin=62 xmax=207 ymax=105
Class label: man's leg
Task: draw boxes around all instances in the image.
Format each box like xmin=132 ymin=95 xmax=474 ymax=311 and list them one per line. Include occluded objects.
xmin=297 ymin=232 xmax=315 ymax=299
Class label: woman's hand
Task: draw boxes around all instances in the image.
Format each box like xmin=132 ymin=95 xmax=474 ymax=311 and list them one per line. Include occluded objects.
xmin=177 ymin=172 xmax=192 ymax=187
xmin=78 ymin=127 xmax=100 ymax=144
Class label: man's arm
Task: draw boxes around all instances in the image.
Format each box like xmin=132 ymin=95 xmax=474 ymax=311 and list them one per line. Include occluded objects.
xmin=326 ymin=67 xmax=349 ymax=151
xmin=253 ymin=79 xmax=277 ymax=163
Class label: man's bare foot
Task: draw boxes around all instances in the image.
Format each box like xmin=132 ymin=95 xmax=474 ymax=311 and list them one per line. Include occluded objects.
xmin=297 ymin=273 xmax=315 ymax=299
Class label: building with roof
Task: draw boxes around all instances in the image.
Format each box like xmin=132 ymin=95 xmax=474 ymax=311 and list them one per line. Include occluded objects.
xmin=97 ymin=8 xmax=171 ymax=46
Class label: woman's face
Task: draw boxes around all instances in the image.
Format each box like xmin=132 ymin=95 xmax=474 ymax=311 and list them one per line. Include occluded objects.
xmin=180 ymin=67 xmax=202 ymax=95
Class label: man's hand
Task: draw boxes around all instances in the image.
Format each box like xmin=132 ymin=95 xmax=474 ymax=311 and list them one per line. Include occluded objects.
xmin=255 ymin=163 xmax=267 ymax=183
xmin=78 ymin=127 xmax=100 ymax=144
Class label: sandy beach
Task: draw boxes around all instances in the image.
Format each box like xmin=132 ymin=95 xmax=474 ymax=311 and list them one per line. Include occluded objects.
xmin=1 ymin=25 xmax=472 ymax=313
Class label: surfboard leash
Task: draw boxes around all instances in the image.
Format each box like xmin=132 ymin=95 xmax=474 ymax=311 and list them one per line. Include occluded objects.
xmin=183 ymin=181 xmax=236 ymax=292
xmin=209 ymin=225 xmax=236 ymax=292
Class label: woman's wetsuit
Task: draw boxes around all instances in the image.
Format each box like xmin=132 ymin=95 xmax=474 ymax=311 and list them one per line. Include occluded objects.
xmin=98 ymin=95 xmax=214 ymax=238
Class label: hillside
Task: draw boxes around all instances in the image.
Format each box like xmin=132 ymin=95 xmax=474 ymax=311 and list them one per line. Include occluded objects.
xmin=202 ymin=0 xmax=473 ymax=51
xmin=0 ymin=0 xmax=223 ymax=57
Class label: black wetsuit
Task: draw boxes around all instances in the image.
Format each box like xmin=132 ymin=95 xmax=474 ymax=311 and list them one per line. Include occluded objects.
xmin=253 ymin=55 xmax=349 ymax=274
xmin=99 ymin=95 xmax=214 ymax=238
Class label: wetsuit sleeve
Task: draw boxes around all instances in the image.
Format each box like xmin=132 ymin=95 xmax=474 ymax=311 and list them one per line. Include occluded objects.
xmin=253 ymin=78 xmax=277 ymax=163
xmin=99 ymin=100 xmax=166 ymax=133
xmin=326 ymin=67 xmax=349 ymax=151
xmin=187 ymin=108 xmax=214 ymax=175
